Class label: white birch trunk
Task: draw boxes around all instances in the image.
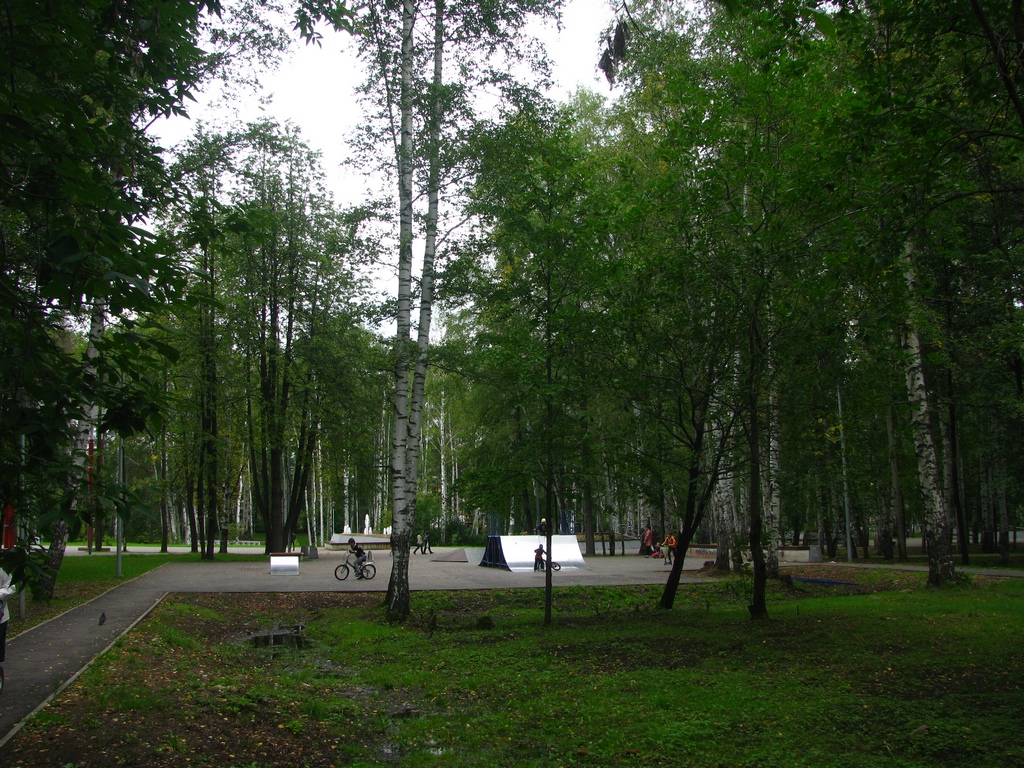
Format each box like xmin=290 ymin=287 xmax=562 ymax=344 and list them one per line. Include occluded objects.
xmin=764 ymin=391 xmax=782 ymax=577
xmin=317 ymin=436 xmax=325 ymax=547
xmin=387 ymin=0 xmax=445 ymax=619
xmin=734 ymin=479 xmax=748 ymax=571
xmin=438 ymin=395 xmax=449 ymax=529
xmin=308 ymin=441 xmax=318 ymax=548
xmin=452 ymin=443 xmax=460 ymax=524
xmin=405 ymin=0 xmax=443 ymax=509
xmin=712 ymin=420 xmax=734 ymax=571
xmin=902 ymin=242 xmax=956 ymax=585
xmin=385 ymin=0 xmax=417 ymax=617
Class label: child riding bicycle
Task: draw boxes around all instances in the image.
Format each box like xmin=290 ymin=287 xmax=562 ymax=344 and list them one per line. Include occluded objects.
xmin=347 ymin=538 xmax=368 ymax=578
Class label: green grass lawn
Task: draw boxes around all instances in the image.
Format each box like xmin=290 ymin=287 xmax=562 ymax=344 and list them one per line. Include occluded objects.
xmin=6 ymin=551 xmax=268 ymax=638
xmin=4 ymin=570 xmax=1022 ymax=767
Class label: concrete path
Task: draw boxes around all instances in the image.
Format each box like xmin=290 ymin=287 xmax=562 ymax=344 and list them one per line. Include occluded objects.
xmin=0 ymin=546 xmax=698 ymax=746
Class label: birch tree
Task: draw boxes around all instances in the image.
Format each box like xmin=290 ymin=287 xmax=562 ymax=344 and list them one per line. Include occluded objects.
xmin=353 ymin=0 xmax=563 ymax=621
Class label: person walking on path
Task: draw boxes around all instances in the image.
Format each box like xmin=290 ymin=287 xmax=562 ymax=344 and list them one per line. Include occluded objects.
xmin=423 ymin=531 xmax=433 ymax=554
xmin=414 ymin=533 xmax=424 ymax=554
xmin=641 ymin=526 xmax=654 ymax=556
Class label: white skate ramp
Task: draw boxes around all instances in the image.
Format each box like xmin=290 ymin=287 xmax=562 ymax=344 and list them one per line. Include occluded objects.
xmin=480 ymin=535 xmax=587 ymax=572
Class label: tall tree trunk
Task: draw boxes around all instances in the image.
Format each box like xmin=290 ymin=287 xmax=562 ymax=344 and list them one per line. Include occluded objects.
xmin=713 ymin=458 xmax=733 ymax=572
xmin=716 ymin=417 xmax=733 ymax=573
xmin=186 ymin=471 xmax=199 ymax=552
xmin=386 ymin=0 xmax=423 ymax=622
xmin=902 ymin=243 xmax=956 ymax=586
xmin=660 ymin=436 xmax=703 ymax=608
xmin=199 ymin=245 xmax=219 ymax=560
xmin=997 ymin=448 xmax=1010 ymax=564
xmin=886 ymin=406 xmax=907 ymax=560
xmin=942 ymin=370 xmax=968 ymax=564
xmin=661 ymin=396 xmax=726 ymax=607
xmin=746 ymin=312 xmax=768 ymax=619
xmin=583 ymin=478 xmax=596 ymax=556
xmin=196 ymin=464 xmax=209 ymax=556
xmin=764 ymin=391 xmax=781 ymax=578
xmin=270 ymin=445 xmax=286 ymax=552
xmin=286 ymin=395 xmax=317 ymax=540
xmin=159 ymin=373 xmax=170 ymax=554
xmin=200 ymin=365 xmax=218 ymax=560
xmin=438 ymin=396 xmax=449 ymax=533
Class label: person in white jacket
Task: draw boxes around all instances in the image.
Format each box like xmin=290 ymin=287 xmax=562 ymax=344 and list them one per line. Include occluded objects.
xmin=0 ymin=567 xmax=16 ymax=666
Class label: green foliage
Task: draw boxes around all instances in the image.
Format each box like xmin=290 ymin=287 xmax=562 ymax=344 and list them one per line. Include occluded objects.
xmin=420 ymin=0 xmax=1024 ymax=576
xmin=0 ymin=542 xmax=50 ymax=593
xmin=159 ymin=120 xmax=384 ymax=554
xmin=294 ymin=0 xmax=359 ymax=41
xmin=0 ymin=0 xmax=218 ymax=543
xmin=442 ymin=518 xmax=486 ymax=546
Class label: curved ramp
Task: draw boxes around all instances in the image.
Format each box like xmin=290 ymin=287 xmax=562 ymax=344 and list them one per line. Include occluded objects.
xmin=480 ymin=535 xmax=587 ymax=572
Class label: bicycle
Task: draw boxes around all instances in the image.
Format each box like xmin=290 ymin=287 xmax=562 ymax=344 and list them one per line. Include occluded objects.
xmin=334 ymin=551 xmax=376 ymax=581
xmin=536 ymin=560 xmax=561 ymax=572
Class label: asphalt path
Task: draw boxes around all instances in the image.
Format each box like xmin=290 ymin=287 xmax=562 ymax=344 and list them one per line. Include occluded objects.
xmin=0 ymin=546 xmax=701 ymax=746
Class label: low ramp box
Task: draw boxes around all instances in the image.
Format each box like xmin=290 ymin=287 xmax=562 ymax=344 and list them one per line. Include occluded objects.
xmin=269 ymin=552 xmax=301 ymax=575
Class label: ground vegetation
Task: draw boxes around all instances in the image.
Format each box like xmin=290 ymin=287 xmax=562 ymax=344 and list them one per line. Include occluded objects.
xmin=1 ymin=566 xmax=1021 ymax=767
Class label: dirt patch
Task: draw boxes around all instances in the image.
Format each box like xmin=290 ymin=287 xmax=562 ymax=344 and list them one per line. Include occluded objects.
xmin=781 ymin=564 xmax=928 ymax=595
xmin=160 ymin=591 xmax=380 ymax=642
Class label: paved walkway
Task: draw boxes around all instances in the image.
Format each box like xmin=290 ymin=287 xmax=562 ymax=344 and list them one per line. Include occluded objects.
xmin=0 ymin=546 xmax=700 ymax=746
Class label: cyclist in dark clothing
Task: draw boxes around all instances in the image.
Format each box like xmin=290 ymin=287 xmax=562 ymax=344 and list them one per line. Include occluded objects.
xmin=347 ymin=538 xmax=367 ymax=578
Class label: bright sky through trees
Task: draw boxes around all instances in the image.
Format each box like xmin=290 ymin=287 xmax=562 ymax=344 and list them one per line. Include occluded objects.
xmin=155 ymin=0 xmax=614 ymax=207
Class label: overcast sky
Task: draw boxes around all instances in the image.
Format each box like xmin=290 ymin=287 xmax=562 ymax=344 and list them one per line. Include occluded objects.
xmin=155 ymin=0 xmax=616 ymax=205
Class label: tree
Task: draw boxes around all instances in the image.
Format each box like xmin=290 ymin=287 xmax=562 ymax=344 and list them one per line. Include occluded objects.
xmin=0 ymin=0 xmax=221 ymax=588
xmin=352 ymin=0 xmax=564 ymax=621
xmin=166 ymin=120 xmax=372 ymax=555
xmin=467 ymin=99 xmax=612 ymax=622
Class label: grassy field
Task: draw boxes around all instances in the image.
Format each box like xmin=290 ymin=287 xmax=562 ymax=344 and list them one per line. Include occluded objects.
xmin=5 ymin=550 xmax=267 ymax=638
xmin=1 ymin=565 xmax=1022 ymax=768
